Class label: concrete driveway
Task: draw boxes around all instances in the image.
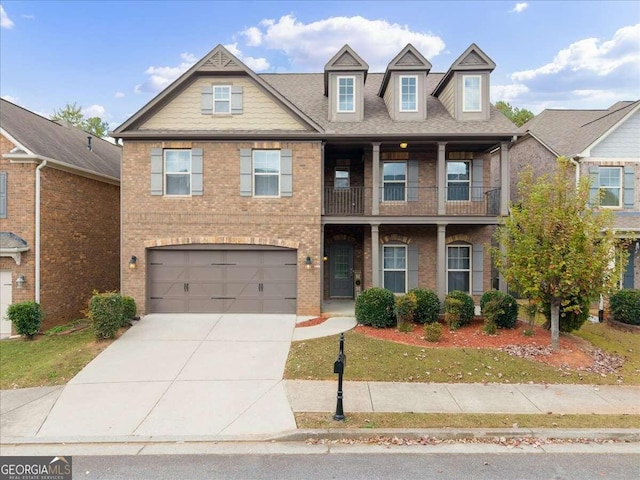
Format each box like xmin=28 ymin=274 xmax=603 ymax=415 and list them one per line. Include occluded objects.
xmin=36 ymin=313 xmax=298 ymax=439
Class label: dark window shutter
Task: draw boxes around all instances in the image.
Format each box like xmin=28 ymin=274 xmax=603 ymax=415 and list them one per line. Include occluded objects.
xmin=472 ymin=159 xmax=484 ymax=201
xmin=201 ymin=86 xmax=213 ymax=115
xmin=240 ymin=149 xmax=252 ymax=196
xmin=0 ymin=172 xmax=6 ymax=218
xmin=379 ymin=246 xmax=384 ymax=290
xmin=150 ymin=148 xmax=163 ymax=195
xmin=231 ymin=86 xmax=243 ymax=114
xmin=589 ymin=166 xmax=600 ymax=206
xmin=191 ymin=148 xmax=203 ymax=196
xmin=624 ymin=166 xmax=635 ymax=209
xmin=407 ymin=159 xmax=419 ymax=202
xmin=472 ymin=243 xmax=484 ymax=295
xmin=408 ymin=244 xmax=419 ymax=290
xmin=281 ymin=149 xmax=293 ymax=197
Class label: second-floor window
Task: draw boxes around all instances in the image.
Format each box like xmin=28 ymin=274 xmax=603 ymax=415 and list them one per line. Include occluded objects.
xmin=447 ymin=161 xmax=470 ymax=201
xmin=214 ymin=85 xmax=231 ymax=113
xmin=383 ymin=245 xmax=407 ymax=294
xmin=335 ymin=168 xmax=350 ymax=189
xmin=253 ymin=150 xmax=280 ymax=197
xmin=599 ymin=167 xmax=622 ymax=207
xmin=165 ymin=150 xmax=191 ymax=195
xmin=400 ymin=75 xmax=418 ymax=112
xmin=463 ymin=75 xmax=481 ymax=112
xmin=337 ymin=76 xmax=355 ymax=112
xmin=383 ymin=162 xmax=406 ymax=201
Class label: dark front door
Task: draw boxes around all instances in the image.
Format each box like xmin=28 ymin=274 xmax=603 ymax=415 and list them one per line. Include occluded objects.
xmin=623 ymin=245 xmax=635 ymax=289
xmin=329 ymin=243 xmax=353 ymax=298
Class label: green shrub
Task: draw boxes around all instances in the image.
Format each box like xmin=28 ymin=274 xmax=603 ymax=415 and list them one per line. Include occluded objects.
xmin=445 ymin=291 xmax=474 ymax=327
xmin=122 ymin=296 xmax=137 ymax=325
xmin=609 ymin=289 xmax=640 ymax=325
xmin=444 ymin=298 xmax=462 ymax=330
xmin=409 ymin=288 xmax=440 ymax=324
xmin=424 ymin=322 xmax=443 ymax=342
xmin=394 ymin=292 xmax=417 ymax=324
xmin=542 ymin=297 xmax=590 ymax=332
xmin=355 ymin=287 xmax=396 ymax=328
xmin=480 ymin=290 xmax=519 ymax=329
xmin=6 ymin=301 xmax=43 ymax=339
xmin=481 ymin=299 xmax=501 ymax=335
xmin=89 ymin=292 xmax=124 ymax=340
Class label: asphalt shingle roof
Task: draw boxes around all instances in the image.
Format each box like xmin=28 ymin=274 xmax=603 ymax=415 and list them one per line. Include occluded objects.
xmin=1 ymin=99 xmax=121 ymax=180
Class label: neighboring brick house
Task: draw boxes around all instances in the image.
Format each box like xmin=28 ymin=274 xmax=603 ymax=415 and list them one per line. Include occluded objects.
xmin=0 ymin=99 xmax=121 ymax=336
xmin=509 ymin=100 xmax=640 ymax=289
xmin=113 ymin=43 xmax=517 ymax=317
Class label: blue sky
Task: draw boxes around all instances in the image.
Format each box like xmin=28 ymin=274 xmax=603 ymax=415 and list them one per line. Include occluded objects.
xmin=1 ymin=1 xmax=639 ymax=131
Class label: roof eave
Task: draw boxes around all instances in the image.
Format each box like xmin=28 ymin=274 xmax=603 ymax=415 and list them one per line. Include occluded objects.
xmin=3 ymin=153 xmax=120 ymax=185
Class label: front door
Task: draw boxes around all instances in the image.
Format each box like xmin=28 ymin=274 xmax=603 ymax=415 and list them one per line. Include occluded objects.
xmin=623 ymin=245 xmax=635 ymax=289
xmin=329 ymin=243 xmax=353 ymax=298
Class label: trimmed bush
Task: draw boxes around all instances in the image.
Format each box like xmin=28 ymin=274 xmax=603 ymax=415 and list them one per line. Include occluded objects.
xmin=445 ymin=291 xmax=474 ymax=327
xmin=444 ymin=298 xmax=462 ymax=330
xmin=355 ymin=287 xmax=396 ymax=328
xmin=89 ymin=292 xmax=123 ymax=340
xmin=480 ymin=290 xmax=519 ymax=329
xmin=424 ymin=322 xmax=443 ymax=342
xmin=409 ymin=288 xmax=440 ymax=324
xmin=6 ymin=301 xmax=43 ymax=339
xmin=542 ymin=297 xmax=590 ymax=332
xmin=122 ymin=296 xmax=137 ymax=325
xmin=610 ymin=289 xmax=640 ymax=326
xmin=394 ymin=292 xmax=417 ymax=325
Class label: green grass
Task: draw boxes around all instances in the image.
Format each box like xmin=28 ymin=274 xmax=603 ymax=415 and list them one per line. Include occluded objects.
xmin=0 ymin=327 xmax=114 ymax=389
xmin=295 ymin=412 xmax=640 ymax=430
xmin=285 ymin=325 xmax=640 ymax=385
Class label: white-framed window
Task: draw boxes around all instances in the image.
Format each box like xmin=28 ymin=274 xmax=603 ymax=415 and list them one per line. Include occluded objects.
xmin=164 ymin=150 xmax=191 ymax=195
xmin=399 ymin=75 xmax=418 ymax=112
xmin=213 ymin=85 xmax=231 ymax=114
xmin=383 ymin=245 xmax=407 ymax=293
xmin=447 ymin=244 xmax=471 ymax=294
xmin=447 ymin=161 xmax=470 ymax=201
xmin=253 ymin=150 xmax=280 ymax=197
xmin=335 ymin=167 xmax=350 ymax=189
xmin=383 ymin=161 xmax=406 ymax=201
xmin=337 ymin=76 xmax=355 ymax=113
xmin=599 ymin=167 xmax=622 ymax=207
xmin=462 ymin=75 xmax=481 ymax=112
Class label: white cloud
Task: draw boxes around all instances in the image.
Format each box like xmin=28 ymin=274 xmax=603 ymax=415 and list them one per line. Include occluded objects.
xmin=21 ymin=14 xmax=34 ymax=20
xmin=223 ymin=42 xmax=270 ymax=72
xmin=242 ymin=14 xmax=445 ymax=72
xmin=1 ymin=94 xmax=19 ymax=103
xmin=114 ymin=91 xmax=125 ymax=99
xmin=491 ymin=84 xmax=530 ymax=102
xmin=83 ymin=104 xmax=106 ymax=118
xmin=134 ymin=52 xmax=198 ymax=94
xmin=511 ymin=3 xmax=528 ymax=13
xmin=1 ymin=5 xmax=15 ymax=29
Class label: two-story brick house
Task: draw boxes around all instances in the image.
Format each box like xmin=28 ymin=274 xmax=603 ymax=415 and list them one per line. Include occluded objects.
xmin=0 ymin=99 xmax=121 ymax=336
xmin=113 ymin=43 xmax=517 ymax=317
xmin=509 ymin=100 xmax=640 ymax=289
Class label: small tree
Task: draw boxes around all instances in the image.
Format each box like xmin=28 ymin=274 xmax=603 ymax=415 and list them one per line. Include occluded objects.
xmin=493 ymin=158 xmax=627 ymax=350
xmin=495 ymin=100 xmax=534 ymax=127
xmin=51 ymin=102 xmax=109 ymax=137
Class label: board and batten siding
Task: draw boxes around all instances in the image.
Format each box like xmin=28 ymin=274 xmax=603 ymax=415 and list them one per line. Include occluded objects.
xmin=383 ymin=78 xmax=394 ymax=113
xmin=439 ymin=79 xmax=455 ymax=118
xmin=591 ymin=110 xmax=640 ymax=158
xmin=140 ymin=77 xmax=308 ymax=131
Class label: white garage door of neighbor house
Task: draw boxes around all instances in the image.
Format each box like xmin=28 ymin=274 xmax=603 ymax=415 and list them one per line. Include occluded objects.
xmin=0 ymin=270 xmax=12 ymax=337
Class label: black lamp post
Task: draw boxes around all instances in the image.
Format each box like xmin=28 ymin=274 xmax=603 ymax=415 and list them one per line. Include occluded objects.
xmin=333 ymin=332 xmax=346 ymax=421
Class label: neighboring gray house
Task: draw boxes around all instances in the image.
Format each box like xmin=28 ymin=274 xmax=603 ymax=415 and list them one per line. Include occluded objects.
xmin=509 ymin=100 xmax=640 ymax=289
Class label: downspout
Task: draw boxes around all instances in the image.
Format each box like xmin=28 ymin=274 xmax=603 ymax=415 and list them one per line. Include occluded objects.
xmin=569 ymin=156 xmax=580 ymax=188
xmin=35 ymin=160 xmax=47 ymax=303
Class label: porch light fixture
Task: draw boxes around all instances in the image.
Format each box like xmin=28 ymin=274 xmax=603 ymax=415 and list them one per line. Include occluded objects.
xmin=399 ymin=142 xmax=408 ymax=149
xmin=305 ymin=256 xmax=313 ymax=269
xmin=15 ymin=275 xmax=25 ymax=289
xmin=129 ymin=256 xmax=137 ymax=269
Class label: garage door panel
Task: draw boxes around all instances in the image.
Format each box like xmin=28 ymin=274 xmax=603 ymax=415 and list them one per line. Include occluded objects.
xmin=188 ymin=298 xmax=226 ymax=313
xmin=262 ymin=265 xmax=296 ymax=282
xmin=149 ymin=281 xmax=188 ymax=297
xmin=227 ymin=250 xmax=261 ymax=265
xmin=149 ymin=266 xmax=188 ymax=283
xmin=262 ymin=299 xmax=296 ymax=314
xmin=188 ymin=282 xmax=225 ymax=297
xmin=148 ymin=297 xmax=188 ymax=314
xmin=225 ymin=298 xmax=262 ymax=313
xmin=226 ymin=266 xmax=259 ymax=282
xmin=149 ymin=251 xmax=188 ymax=266
xmin=227 ymin=281 xmax=260 ymax=299
xmin=189 ymin=265 xmax=222 ymax=282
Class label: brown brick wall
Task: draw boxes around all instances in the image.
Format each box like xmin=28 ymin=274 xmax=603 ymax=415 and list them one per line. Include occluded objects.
xmin=39 ymin=168 xmax=120 ymax=329
xmin=509 ymin=137 xmax=562 ymax=204
xmin=121 ymin=140 xmax=322 ymax=316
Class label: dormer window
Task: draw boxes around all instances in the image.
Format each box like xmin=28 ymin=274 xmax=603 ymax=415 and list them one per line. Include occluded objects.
xmin=462 ymin=75 xmax=481 ymax=112
xmin=213 ymin=85 xmax=231 ymax=113
xmin=337 ymin=76 xmax=355 ymax=113
xmin=399 ymin=76 xmax=418 ymax=112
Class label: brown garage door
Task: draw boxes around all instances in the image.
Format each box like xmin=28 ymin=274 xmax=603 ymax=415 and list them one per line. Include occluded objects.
xmin=148 ymin=249 xmax=297 ymax=314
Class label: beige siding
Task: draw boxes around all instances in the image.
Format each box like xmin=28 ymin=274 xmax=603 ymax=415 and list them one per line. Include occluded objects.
xmin=440 ymin=79 xmax=455 ymax=117
xmin=140 ymin=77 xmax=308 ymax=131
xmin=383 ymin=78 xmax=394 ymax=114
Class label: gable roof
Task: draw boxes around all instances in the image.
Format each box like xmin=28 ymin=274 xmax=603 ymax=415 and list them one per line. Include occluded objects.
xmin=520 ymin=100 xmax=640 ymax=157
xmin=114 ymin=44 xmax=323 ymax=135
xmin=1 ymin=98 xmax=121 ymax=181
xmin=433 ymin=43 xmax=496 ymax=97
xmin=323 ymin=44 xmax=369 ymax=96
xmin=378 ymin=44 xmax=432 ymax=98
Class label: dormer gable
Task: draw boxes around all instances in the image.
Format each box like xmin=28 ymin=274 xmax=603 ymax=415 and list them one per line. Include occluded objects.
xmin=324 ymin=45 xmax=369 ymax=122
xmin=433 ymin=43 xmax=496 ymax=122
xmin=378 ymin=44 xmax=432 ymax=121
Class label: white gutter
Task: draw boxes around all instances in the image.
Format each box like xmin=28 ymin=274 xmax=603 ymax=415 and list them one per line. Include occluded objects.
xmin=4 ymin=154 xmax=120 ymax=185
xmin=35 ymin=160 xmax=47 ymax=302
xmin=569 ymin=157 xmax=580 ymax=188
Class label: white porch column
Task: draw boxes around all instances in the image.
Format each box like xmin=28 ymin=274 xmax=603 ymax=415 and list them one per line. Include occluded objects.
xmin=436 ymin=223 xmax=447 ymax=302
xmin=371 ymin=223 xmax=380 ymax=287
xmin=500 ymin=141 xmax=510 ymax=216
xmin=372 ymin=143 xmax=380 ymax=216
xmin=437 ymin=142 xmax=447 ymax=215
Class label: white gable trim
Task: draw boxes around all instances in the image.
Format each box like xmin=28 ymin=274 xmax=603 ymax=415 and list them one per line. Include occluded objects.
xmin=0 ymin=128 xmax=35 ymax=156
xmin=580 ymin=102 xmax=640 ymax=157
